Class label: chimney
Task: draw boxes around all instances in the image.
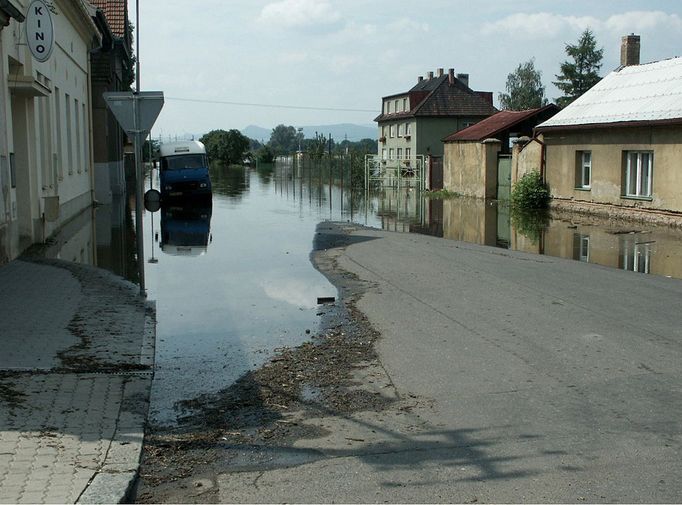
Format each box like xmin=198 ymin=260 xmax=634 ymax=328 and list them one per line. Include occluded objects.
xmin=448 ymin=68 xmax=455 ymax=86
xmin=621 ymin=34 xmax=640 ymax=67
xmin=437 ymin=68 xmax=444 ymax=77
xmin=457 ymin=73 xmax=469 ymax=88
xmin=418 ymin=75 xmax=423 ymax=83
xmin=427 ymin=71 xmax=434 ymax=80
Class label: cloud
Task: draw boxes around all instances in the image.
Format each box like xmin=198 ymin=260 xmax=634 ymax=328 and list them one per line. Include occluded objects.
xmin=604 ymin=11 xmax=682 ymax=33
xmin=257 ymin=0 xmax=341 ymax=28
xmin=483 ymin=11 xmax=682 ymax=41
xmin=387 ymin=17 xmax=430 ymax=33
xmin=482 ymin=12 xmax=598 ymax=39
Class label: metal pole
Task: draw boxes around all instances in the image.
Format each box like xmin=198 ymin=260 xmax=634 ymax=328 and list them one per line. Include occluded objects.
xmin=134 ymin=0 xmax=145 ymax=296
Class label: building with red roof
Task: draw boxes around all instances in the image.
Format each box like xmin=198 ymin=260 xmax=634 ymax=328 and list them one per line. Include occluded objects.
xmin=442 ymin=105 xmax=558 ymax=199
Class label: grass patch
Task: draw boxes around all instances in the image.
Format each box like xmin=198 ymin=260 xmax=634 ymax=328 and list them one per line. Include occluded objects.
xmin=424 ymin=189 xmax=461 ymax=199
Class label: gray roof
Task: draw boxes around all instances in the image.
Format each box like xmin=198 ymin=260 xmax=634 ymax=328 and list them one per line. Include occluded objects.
xmin=539 ymin=56 xmax=682 ymax=129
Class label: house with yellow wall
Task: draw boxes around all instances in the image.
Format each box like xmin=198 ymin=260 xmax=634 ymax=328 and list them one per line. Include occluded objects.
xmin=537 ymin=35 xmax=682 ymax=217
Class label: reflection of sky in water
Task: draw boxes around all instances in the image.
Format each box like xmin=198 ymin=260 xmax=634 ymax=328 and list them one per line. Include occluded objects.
xmin=143 ymin=169 xmax=337 ymax=425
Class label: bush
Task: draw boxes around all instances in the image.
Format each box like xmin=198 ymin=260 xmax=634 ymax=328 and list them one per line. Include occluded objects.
xmin=511 ymin=170 xmax=550 ymax=209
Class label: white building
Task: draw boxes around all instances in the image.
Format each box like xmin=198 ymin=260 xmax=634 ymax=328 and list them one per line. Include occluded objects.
xmin=0 ymin=0 xmax=99 ymax=263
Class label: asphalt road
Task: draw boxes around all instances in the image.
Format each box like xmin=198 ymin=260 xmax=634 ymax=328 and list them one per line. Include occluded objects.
xmin=217 ymin=223 xmax=682 ymax=503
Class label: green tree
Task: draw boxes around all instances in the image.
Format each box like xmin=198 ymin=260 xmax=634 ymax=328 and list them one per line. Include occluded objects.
xmin=268 ymin=124 xmax=301 ymax=155
xmin=142 ymin=138 xmax=160 ymax=162
xmin=499 ymin=59 xmax=548 ymax=110
xmin=200 ymin=129 xmax=250 ymax=165
xmin=554 ymin=29 xmax=604 ymax=108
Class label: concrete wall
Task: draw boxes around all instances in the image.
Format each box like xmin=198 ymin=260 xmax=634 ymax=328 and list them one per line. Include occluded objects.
xmin=512 ymin=137 xmax=543 ymax=185
xmin=543 ymin=125 xmax=682 ymax=213
xmin=443 ymin=139 xmax=500 ymax=198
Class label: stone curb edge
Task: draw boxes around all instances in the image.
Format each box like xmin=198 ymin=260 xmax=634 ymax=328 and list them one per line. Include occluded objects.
xmin=76 ymin=300 xmax=156 ymax=504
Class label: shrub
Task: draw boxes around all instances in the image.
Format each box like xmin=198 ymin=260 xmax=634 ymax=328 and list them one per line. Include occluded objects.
xmin=511 ymin=170 xmax=550 ymax=209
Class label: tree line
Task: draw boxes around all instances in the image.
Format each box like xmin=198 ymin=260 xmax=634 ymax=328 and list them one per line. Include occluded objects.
xmin=197 ymin=125 xmax=377 ymax=166
xmin=499 ymin=28 xmax=604 ymax=111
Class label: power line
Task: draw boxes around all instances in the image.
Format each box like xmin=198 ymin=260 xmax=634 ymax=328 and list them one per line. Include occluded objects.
xmin=165 ymin=96 xmax=379 ymax=113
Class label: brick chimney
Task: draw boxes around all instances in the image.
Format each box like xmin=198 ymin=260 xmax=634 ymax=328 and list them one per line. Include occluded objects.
xmin=621 ymin=34 xmax=640 ymax=67
xmin=457 ymin=73 xmax=469 ymax=88
xmin=427 ymin=71 xmax=434 ymax=80
xmin=437 ymin=68 xmax=444 ymax=77
xmin=448 ymin=68 xmax=455 ymax=86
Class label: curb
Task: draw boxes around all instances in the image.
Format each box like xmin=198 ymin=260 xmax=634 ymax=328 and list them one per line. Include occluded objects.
xmin=77 ymin=301 xmax=156 ymax=504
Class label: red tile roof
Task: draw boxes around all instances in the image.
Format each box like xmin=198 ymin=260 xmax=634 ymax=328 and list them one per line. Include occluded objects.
xmin=443 ymin=105 xmax=559 ymax=142
xmin=90 ymin=0 xmax=127 ymax=38
xmin=375 ymin=75 xmax=497 ymax=122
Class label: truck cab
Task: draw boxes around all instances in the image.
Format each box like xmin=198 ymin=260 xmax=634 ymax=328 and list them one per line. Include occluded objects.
xmin=159 ymin=141 xmax=212 ymax=199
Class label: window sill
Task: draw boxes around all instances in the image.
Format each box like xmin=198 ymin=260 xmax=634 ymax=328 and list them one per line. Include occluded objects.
xmin=621 ymin=195 xmax=653 ymax=202
xmin=574 ymin=187 xmax=591 ymax=191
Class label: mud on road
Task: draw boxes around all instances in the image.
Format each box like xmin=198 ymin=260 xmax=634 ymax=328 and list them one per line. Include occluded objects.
xmin=135 ymin=223 xmax=404 ymax=503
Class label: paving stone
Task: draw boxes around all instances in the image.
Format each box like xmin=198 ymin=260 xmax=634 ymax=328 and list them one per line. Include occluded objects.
xmin=0 ymin=258 xmax=155 ymax=504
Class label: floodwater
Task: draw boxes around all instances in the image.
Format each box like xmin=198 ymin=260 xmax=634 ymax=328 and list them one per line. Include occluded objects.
xmin=40 ymin=160 xmax=682 ymax=424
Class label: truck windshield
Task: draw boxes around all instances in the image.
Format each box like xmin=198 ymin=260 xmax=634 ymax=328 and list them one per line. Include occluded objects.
xmin=161 ymin=154 xmax=208 ymax=170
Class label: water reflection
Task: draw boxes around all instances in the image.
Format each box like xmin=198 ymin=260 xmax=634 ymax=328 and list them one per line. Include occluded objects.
xmin=159 ymin=202 xmax=213 ymax=256
xmin=26 ymin=159 xmax=682 ymax=424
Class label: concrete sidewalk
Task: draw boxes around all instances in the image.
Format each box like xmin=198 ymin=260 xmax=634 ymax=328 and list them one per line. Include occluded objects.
xmin=0 ymin=258 xmax=155 ymax=504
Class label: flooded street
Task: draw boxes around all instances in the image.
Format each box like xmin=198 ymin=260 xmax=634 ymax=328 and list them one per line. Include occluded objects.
xmin=39 ymin=159 xmax=682 ymax=427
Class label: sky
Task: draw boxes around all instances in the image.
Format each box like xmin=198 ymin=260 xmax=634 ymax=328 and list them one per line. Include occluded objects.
xmin=130 ymin=0 xmax=682 ymax=139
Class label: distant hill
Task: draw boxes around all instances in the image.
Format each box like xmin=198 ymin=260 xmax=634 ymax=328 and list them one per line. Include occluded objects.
xmin=241 ymin=123 xmax=377 ymax=142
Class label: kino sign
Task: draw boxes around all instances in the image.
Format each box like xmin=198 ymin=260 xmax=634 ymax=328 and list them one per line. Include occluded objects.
xmin=26 ymin=0 xmax=54 ymax=63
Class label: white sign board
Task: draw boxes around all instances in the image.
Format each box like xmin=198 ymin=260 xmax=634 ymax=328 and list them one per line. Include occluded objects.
xmin=103 ymin=91 xmax=165 ymax=137
xmin=25 ymin=0 xmax=54 ymax=63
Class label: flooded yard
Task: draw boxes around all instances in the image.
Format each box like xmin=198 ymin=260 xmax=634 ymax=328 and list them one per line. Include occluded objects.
xmin=36 ymin=160 xmax=682 ymax=427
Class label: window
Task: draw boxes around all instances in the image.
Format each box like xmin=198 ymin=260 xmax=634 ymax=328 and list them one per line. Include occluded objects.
xmin=75 ymin=99 xmax=81 ymax=173
xmin=619 ymin=237 xmax=651 ymax=274
xmin=394 ymin=99 xmax=399 ymax=112
xmin=573 ymin=233 xmax=590 ymax=262
xmin=382 ymin=126 xmax=386 ymax=137
xmin=382 ymin=148 xmax=387 ymax=160
xmin=405 ymin=123 xmax=412 ymax=136
xmin=65 ymin=94 xmax=73 ymax=175
xmin=389 ymin=125 xmax=396 ymax=138
xmin=388 ymin=148 xmax=394 ymax=159
xmin=403 ymin=98 xmax=407 ymax=111
xmin=624 ymin=151 xmax=653 ymax=198
xmin=576 ymin=151 xmax=591 ymax=189
xmin=386 ymin=101 xmax=391 ymax=114
xmin=54 ymin=87 xmax=63 ymax=180
xmin=82 ymin=103 xmax=88 ymax=172
xmin=397 ymin=148 xmax=403 ymax=159
xmin=405 ymin=147 xmax=411 ymax=160
xmin=398 ymin=124 xmax=403 ymax=137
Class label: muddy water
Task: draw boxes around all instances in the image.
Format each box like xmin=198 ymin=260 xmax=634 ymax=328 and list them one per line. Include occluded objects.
xmin=39 ymin=161 xmax=682 ymax=425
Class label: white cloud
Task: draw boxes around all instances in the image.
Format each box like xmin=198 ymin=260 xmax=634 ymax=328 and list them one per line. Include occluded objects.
xmin=387 ymin=17 xmax=430 ymax=33
xmin=482 ymin=12 xmax=600 ymax=39
xmin=257 ymin=0 xmax=341 ymax=28
xmin=483 ymin=10 xmax=682 ymax=41
xmin=604 ymin=11 xmax=682 ymax=33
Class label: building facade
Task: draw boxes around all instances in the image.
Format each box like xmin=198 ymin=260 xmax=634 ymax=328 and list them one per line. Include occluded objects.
xmin=89 ymin=0 xmax=133 ymax=204
xmin=537 ymin=36 xmax=682 ymax=216
xmin=375 ymin=68 xmax=497 ymax=162
xmin=0 ymin=0 xmax=99 ymax=263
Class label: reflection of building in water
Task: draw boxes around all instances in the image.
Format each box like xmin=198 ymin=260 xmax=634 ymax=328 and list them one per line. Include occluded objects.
xmin=619 ymin=236 xmax=653 ymax=275
xmin=442 ymin=198 xmax=508 ymax=248
xmin=542 ymin=219 xmax=682 ymax=278
xmin=95 ymin=194 xmax=136 ymax=281
xmin=160 ymin=203 xmax=212 ymax=256
xmin=30 ymin=207 xmax=96 ymax=265
xmin=374 ymin=189 xmax=425 ymax=233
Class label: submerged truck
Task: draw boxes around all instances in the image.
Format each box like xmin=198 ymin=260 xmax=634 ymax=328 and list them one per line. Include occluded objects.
xmin=158 ymin=140 xmax=212 ymax=199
